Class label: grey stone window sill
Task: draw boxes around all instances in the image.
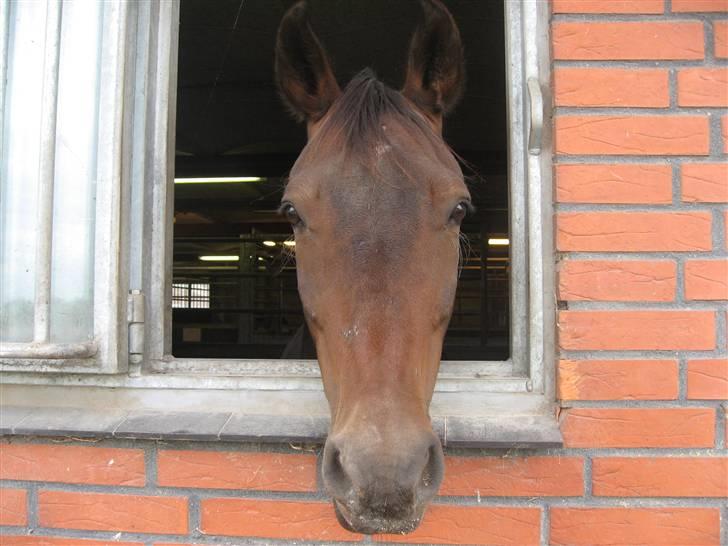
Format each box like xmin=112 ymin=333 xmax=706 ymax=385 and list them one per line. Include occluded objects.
xmin=0 ymin=405 xmax=562 ymax=448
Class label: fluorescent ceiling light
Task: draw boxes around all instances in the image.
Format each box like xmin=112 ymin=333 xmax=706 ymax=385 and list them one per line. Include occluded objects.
xmin=488 ymin=238 xmax=509 ymax=246
xmin=174 ymin=177 xmax=265 ymax=184
xmin=262 ymin=240 xmax=276 ymax=247
xmin=199 ymin=255 xmax=240 ymax=261
xmin=283 ymin=240 xmax=296 ymax=247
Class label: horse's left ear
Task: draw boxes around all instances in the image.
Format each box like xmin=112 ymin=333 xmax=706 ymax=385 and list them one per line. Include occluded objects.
xmin=402 ymin=0 xmax=465 ymax=126
xmin=275 ymin=1 xmax=340 ymax=125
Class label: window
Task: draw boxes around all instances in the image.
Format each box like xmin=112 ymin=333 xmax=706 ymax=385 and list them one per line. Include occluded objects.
xmin=171 ymin=283 xmax=210 ymax=309
xmin=172 ymin=1 xmax=510 ymax=362
xmin=0 ymin=0 xmax=557 ymax=444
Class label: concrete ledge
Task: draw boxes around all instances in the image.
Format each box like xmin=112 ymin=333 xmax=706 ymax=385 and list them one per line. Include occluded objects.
xmin=0 ymin=405 xmax=562 ymax=448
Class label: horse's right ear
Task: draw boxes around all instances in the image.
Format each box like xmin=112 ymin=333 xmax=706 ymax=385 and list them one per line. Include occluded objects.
xmin=275 ymin=1 xmax=340 ymax=125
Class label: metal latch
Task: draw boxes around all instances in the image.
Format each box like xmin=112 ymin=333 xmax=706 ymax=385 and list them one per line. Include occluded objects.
xmin=127 ymin=289 xmax=145 ymax=356
xmin=527 ymin=77 xmax=543 ymax=156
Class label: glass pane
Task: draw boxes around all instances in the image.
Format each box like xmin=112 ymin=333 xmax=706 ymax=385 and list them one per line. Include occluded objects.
xmin=0 ymin=0 xmax=47 ymax=342
xmin=49 ymin=0 xmax=102 ymax=342
xmin=0 ymin=0 xmax=101 ymax=344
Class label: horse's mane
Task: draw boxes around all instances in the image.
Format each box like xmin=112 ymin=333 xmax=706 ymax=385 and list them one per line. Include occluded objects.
xmin=302 ymin=68 xmax=448 ymax=172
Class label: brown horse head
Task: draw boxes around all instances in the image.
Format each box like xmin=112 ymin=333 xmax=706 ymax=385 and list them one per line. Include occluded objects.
xmin=275 ymin=0 xmax=467 ymax=534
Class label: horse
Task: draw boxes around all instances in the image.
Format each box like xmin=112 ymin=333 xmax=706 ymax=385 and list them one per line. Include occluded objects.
xmin=275 ymin=0 xmax=468 ymax=534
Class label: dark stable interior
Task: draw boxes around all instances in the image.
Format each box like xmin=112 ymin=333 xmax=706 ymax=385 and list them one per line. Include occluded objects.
xmin=173 ymin=0 xmax=509 ymax=361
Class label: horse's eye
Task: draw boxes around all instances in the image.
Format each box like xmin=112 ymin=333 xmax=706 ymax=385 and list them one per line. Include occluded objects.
xmin=449 ymin=201 xmax=470 ymax=225
xmin=282 ymin=203 xmax=302 ymax=226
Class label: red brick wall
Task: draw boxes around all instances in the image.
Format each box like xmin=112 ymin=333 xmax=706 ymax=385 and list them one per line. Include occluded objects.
xmin=1 ymin=1 xmax=727 ymax=545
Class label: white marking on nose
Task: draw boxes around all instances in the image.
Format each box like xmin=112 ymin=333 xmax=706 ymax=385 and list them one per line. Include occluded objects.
xmin=342 ymin=325 xmax=360 ymax=339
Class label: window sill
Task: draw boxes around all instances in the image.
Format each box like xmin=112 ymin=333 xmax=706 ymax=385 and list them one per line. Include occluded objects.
xmin=0 ymin=404 xmax=561 ymax=448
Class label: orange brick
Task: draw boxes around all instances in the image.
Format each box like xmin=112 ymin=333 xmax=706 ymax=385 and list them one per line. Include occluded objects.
xmin=688 ymin=359 xmax=728 ymax=399
xmin=0 ymin=538 xmax=143 ymax=546
xmin=441 ymin=456 xmax=584 ymax=497
xmin=552 ymin=0 xmax=664 ymax=13
xmin=685 ymin=260 xmax=728 ymax=300
xmin=38 ymin=491 xmax=188 ymax=534
xmin=558 ymin=360 xmax=678 ymax=400
xmin=551 ymin=508 xmax=720 ymax=546
xmin=557 ymin=212 xmax=712 ymax=251
xmin=673 ymin=0 xmax=728 ymax=11
xmin=682 ymin=163 xmax=728 ymax=203
xmin=556 ymin=164 xmax=672 ymax=204
xmin=200 ymin=498 xmax=360 ymax=542
xmin=723 ymin=115 xmax=728 ymax=153
xmin=593 ymin=457 xmax=728 ymax=497
xmin=555 ymin=116 xmax=709 ymax=156
xmin=553 ymin=22 xmax=704 ymax=60
xmin=559 ymin=310 xmax=715 ymax=350
xmin=716 ymin=21 xmax=728 ymax=58
xmin=375 ymin=505 xmax=541 ymax=545
xmin=0 ymin=443 xmax=145 ymax=486
xmin=554 ymin=68 xmax=669 ymax=108
xmin=561 ymin=408 xmax=715 ymax=448
xmin=678 ymin=68 xmax=728 ymax=107
xmin=559 ymin=260 xmax=676 ymax=301
xmin=158 ymin=450 xmax=317 ymax=491
xmin=0 ymin=488 xmax=26 ymax=526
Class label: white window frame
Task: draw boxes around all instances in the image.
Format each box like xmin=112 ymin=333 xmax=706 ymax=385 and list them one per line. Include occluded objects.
xmin=1 ymin=0 xmax=555 ymax=431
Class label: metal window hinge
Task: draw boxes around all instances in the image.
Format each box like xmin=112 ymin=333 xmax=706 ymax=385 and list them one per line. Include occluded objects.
xmin=527 ymin=77 xmax=543 ymax=156
xmin=127 ymin=289 xmax=145 ymax=357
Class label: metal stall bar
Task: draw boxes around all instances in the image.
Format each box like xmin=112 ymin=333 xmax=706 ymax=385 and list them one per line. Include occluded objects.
xmin=32 ymin=0 xmax=63 ymax=344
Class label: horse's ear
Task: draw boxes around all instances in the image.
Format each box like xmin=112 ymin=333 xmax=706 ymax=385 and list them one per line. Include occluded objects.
xmin=275 ymin=1 xmax=340 ymax=124
xmin=402 ymin=0 xmax=465 ymax=123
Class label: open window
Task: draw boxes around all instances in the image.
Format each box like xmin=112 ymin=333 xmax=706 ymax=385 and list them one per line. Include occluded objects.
xmin=1 ymin=0 xmax=557 ymax=446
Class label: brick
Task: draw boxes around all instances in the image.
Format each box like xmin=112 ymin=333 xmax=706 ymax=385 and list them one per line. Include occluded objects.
xmin=555 ymin=116 xmax=709 ymax=156
xmin=685 ymin=260 xmax=728 ymax=300
xmin=553 ymin=22 xmax=704 ymax=60
xmin=0 ymin=488 xmax=27 ymax=526
xmin=0 ymin=538 xmax=143 ymax=546
xmin=593 ymin=457 xmax=728 ymax=497
xmin=558 ymin=260 xmax=676 ymax=301
xmin=552 ymin=0 xmax=664 ymax=13
xmin=555 ymin=164 xmax=671 ymax=204
xmin=561 ymin=408 xmax=715 ymax=448
xmin=158 ymin=450 xmax=317 ymax=491
xmin=678 ymin=68 xmax=728 ymax=107
xmin=375 ymin=505 xmax=541 ymax=545
xmin=558 ymin=360 xmax=678 ymax=400
xmin=554 ymin=68 xmax=669 ymax=108
xmin=688 ymin=359 xmax=728 ymax=399
xmin=673 ymin=0 xmax=728 ymax=11
xmin=682 ymin=163 xmax=728 ymax=203
xmin=557 ymin=212 xmax=712 ymax=252
xmin=551 ymin=508 xmax=720 ymax=546
xmin=440 ymin=456 xmax=583 ymax=497
xmin=200 ymin=498 xmax=360 ymax=542
xmin=559 ymin=310 xmax=715 ymax=350
xmin=716 ymin=21 xmax=728 ymax=58
xmin=38 ymin=491 xmax=188 ymax=534
xmin=0 ymin=443 xmax=145 ymax=486
xmin=723 ymin=115 xmax=728 ymax=153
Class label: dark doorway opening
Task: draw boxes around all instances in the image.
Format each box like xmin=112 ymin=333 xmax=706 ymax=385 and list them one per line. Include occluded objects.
xmin=173 ymin=0 xmax=509 ymax=360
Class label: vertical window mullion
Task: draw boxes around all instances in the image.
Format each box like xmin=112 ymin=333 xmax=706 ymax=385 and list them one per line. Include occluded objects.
xmin=33 ymin=0 xmax=62 ymax=344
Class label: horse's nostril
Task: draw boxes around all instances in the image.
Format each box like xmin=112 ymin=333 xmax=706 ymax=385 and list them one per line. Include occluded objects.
xmin=418 ymin=441 xmax=444 ymax=498
xmin=322 ymin=441 xmax=353 ymax=498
